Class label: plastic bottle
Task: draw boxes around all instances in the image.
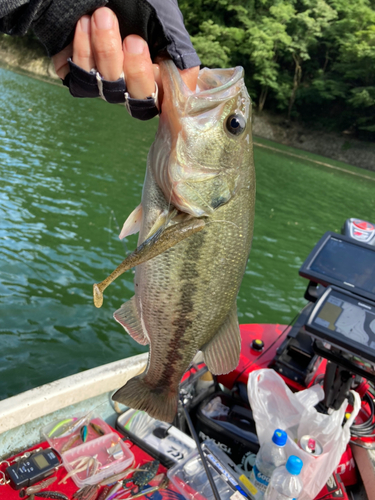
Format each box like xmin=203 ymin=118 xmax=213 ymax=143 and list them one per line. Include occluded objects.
xmin=250 ymin=429 xmax=288 ymax=494
xmin=264 ymin=455 xmax=303 ymax=500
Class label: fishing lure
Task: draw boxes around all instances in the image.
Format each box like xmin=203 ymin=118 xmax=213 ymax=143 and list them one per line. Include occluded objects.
xmin=89 ymin=422 xmax=105 ymax=437
xmin=86 ymin=456 xmax=99 ymax=478
xmin=72 ymin=484 xmax=100 ymax=500
xmin=98 ymin=464 xmax=138 ymax=486
xmin=48 ymin=418 xmax=76 ymax=438
xmin=58 ymin=414 xmax=91 ymax=438
xmin=34 ymin=491 xmax=69 ymax=500
xmin=116 ymin=475 xmax=169 ymax=500
xmin=23 ymin=476 xmax=57 ymax=495
xmin=61 ymin=434 xmax=81 ymax=453
xmin=130 ymin=460 xmax=160 ymax=489
xmin=97 ymin=485 xmax=111 ymax=500
xmin=104 ymin=482 xmax=124 ymax=500
xmin=80 ymin=425 xmax=88 ymax=443
xmin=58 ymin=456 xmax=98 ymax=484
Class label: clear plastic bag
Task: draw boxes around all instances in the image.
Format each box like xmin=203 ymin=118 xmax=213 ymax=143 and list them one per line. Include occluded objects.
xmin=247 ymin=369 xmax=361 ymax=500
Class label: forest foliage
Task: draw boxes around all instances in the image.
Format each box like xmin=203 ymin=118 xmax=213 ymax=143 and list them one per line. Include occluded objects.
xmin=179 ymin=0 xmax=375 ymax=139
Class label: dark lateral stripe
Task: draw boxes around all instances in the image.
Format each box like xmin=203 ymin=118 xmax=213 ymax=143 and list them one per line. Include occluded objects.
xmin=159 ymin=230 xmax=205 ymax=386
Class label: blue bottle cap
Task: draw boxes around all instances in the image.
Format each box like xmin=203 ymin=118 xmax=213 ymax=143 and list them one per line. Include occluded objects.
xmin=272 ymin=429 xmax=287 ymax=447
xmin=286 ymin=455 xmax=303 ymax=475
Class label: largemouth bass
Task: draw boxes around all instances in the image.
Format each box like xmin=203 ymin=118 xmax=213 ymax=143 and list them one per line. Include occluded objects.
xmin=94 ymin=60 xmax=255 ymax=423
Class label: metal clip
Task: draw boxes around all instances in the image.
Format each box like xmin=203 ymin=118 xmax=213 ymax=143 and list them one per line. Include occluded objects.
xmin=96 ymin=71 xmax=106 ymax=101
xmin=0 ymin=470 xmax=10 ymax=486
xmin=151 ymin=81 xmax=159 ymax=109
xmin=124 ymin=81 xmax=159 ymax=117
xmin=124 ymin=92 xmax=132 ymax=116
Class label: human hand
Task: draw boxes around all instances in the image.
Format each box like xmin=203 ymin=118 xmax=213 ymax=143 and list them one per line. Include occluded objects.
xmin=52 ymin=7 xmax=199 ymax=116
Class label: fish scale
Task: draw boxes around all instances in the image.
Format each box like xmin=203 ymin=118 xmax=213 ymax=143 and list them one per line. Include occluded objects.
xmin=96 ymin=60 xmax=255 ymax=423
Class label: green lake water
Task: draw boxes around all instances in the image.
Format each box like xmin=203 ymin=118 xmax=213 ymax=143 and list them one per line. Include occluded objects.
xmin=0 ymin=68 xmax=374 ymax=400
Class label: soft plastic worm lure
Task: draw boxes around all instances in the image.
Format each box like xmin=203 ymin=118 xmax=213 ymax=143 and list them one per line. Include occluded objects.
xmin=86 ymin=456 xmax=99 ymax=478
xmin=131 ymin=460 xmax=160 ymax=489
xmin=96 ymin=486 xmax=111 ymax=500
xmin=72 ymin=484 xmax=99 ymax=500
xmin=104 ymin=483 xmax=124 ymax=500
xmin=58 ymin=456 xmax=97 ymax=484
xmin=24 ymin=476 xmax=57 ymax=494
xmin=98 ymin=464 xmax=139 ymax=486
xmin=34 ymin=492 xmax=69 ymax=500
xmin=116 ymin=476 xmax=169 ymax=500
xmin=60 ymin=434 xmax=81 ymax=454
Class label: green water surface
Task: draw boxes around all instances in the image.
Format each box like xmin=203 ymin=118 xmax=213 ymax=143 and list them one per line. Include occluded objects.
xmin=0 ymin=68 xmax=374 ymax=400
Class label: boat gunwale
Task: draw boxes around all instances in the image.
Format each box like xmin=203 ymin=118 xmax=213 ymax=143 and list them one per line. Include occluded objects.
xmin=0 ymin=353 xmax=148 ymax=435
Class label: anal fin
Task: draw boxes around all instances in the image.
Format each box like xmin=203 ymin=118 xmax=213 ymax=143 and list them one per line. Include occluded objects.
xmin=114 ymin=297 xmax=149 ymax=345
xmin=202 ymin=304 xmax=241 ymax=375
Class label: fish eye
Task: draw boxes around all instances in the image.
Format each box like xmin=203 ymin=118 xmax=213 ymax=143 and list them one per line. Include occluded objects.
xmin=226 ymin=114 xmax=246 ymax=136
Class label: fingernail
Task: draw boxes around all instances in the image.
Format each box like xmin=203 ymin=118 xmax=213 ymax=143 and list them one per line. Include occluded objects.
xmin=125 ymin=35 xmax=146 ymax=55
xmin=94 ymin=8 xmax=114 ymax=30
xmin=80 ymin=16 xmax=90 ymax=34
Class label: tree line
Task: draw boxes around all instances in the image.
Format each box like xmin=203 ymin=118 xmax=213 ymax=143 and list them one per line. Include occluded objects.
xmin=180 ymin=0 xmax=375 ymax=140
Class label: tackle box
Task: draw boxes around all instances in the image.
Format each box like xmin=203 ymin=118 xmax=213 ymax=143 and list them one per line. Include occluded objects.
xmin=116 ymin=408 xmax=196 ymax=468
xmin=167 ymin=439 xmax=260 ymax=500
xmin=195 ymin=391 xmax=260 ymax=470
xmin=41 ymin=416 xmax=134 ymax=487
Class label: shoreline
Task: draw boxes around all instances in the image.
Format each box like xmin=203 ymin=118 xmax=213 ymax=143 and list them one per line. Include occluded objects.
xmin=1 ymin=37 xmax=374 ymax=172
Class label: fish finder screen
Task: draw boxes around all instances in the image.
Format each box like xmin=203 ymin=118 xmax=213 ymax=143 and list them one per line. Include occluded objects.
xmin=309 ymin=237 xmax=375 ymax=296
xmin=312 ymin=289 xmax=375 ymax=350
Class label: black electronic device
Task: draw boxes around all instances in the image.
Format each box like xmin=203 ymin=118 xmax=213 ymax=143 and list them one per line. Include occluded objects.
xmin=6 ymin=448 xmax=60 ymax=490
xmin=305 ymin=286 xmax=375 ymax=367
xmin=299 ymin=232 xmax=375 ymax=302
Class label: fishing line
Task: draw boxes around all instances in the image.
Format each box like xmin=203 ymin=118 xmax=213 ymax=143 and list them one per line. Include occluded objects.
xmin=184 ymin=180 xmax=216 ymax=213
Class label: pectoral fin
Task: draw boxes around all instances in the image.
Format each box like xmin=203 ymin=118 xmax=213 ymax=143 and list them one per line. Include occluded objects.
xmin=119 ymin=204 xmax=143 ymax=240
xmin=114 ymin=296 xmax=149 ymax=345
xmin=202 ymin=304 xmax=241 ymax=375
xmin=145 ymin=208 xmax=178 ymax=240
xmin=93 ymin=217 xmax=205 ymax=308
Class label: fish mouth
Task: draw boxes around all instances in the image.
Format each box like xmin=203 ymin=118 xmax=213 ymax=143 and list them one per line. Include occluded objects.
xmin=160 ymin=60 xmax=245 ymax=113
xmin=195 ymin=66 xmax=244 ymax=96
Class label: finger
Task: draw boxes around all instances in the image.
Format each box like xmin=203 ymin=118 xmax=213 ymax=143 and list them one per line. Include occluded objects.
xmin=52 ymin=42 xmax=73 ymax=79
xmin=72 ymin=16 xmax=95 ymax=72
xmin=123 ymin=35 xmax=156 ymax=99
xmin=152 ymin=62 xmax=199 ymax=107
xmin=91 ymin=7 xmax=123 ymax=81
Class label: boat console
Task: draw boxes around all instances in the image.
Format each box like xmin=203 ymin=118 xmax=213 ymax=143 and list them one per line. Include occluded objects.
xmin=274 ymin=218 xmax=375 ymax=410
xmin=299 ymin=231 xmax=375 ymax=302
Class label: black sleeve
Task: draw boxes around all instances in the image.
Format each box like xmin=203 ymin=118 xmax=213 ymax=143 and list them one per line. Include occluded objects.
xmin=0 ymin=0 xmax=200 ymax=70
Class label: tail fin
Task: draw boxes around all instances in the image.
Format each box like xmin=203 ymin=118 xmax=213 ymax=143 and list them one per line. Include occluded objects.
xmin=112 ymin=375 xmax=178 ymax=423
